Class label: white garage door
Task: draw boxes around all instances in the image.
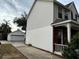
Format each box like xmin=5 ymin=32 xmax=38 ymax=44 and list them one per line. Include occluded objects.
xmin=11 ymin=35 xmax=25 ymax=42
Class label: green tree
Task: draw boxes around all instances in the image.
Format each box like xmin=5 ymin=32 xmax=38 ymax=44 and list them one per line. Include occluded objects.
xmin=13 ymin=12 xmax=27 ymax=31
xmin=0 ymin=20 xmax=11 ymax=40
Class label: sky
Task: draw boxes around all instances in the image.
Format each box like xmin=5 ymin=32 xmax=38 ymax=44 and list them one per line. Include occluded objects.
xmin=0 ymin=0 xmax=34 ymax=31
xmin=57 ymin=0 xmax=79 ymax=13
xmin=0 ymin=0 xmax=79 ymax=32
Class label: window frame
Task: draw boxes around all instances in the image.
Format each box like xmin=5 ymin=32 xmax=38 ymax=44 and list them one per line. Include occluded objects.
xmin=58 ymin=7 xmax=62 ymax=19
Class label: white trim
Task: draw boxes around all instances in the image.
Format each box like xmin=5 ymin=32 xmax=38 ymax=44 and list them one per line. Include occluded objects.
xmin=52 ymin=26 xmax=54 ymax=52
xmin=54 ymin=43 xmax=68 ymax=47
xmin=71 ymin=20 xmax=79 ymax=24
xmin=67 ymin=23 xmax=71 ymax=43
xmin=52 ymin=20 xmax=72 ymax=26
xmin=61 ymin=31 xmax=63 ymax=44
xmin=54 ymin=51 xmax=62 ymax=56
xmin=52 ymin=20 xmax=79 ymax=26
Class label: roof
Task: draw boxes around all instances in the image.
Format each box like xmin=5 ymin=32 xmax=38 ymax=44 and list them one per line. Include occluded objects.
xmin=54 ymin=1 xmax=70 ymax=10
xmin=54 ymin=1 xmax=78 ymax=12
xmin=65 ymin=1 xmax=78 ymax=14
xmin=53 ymin=19 xmax=66 ymax=24
xmin=9 ymin=29 xmax=25 ymax=36
xmin=65 ymin=2 xmax=73 ymax=7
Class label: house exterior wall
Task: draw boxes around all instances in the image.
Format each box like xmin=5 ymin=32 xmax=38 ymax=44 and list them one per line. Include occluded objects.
xmin=53 ymin=4 xmax=71 ymax=21
xmin=53 ymin=1 xmax=79 ymax=55
xmin=53 ymin=3 xmax=68 ymax=22
xmin=68 ymin=3 xmax=78 ymax=20
xmin=26 ymin=26 xmax=53 ymax=52
xmin=54 ymin=2 xmax=78 ymax=22
xmin=26 ymin=0 xmax=53 ymax=52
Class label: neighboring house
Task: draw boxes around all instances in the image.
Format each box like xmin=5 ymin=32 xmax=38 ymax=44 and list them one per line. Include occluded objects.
xmin=8 ymin=29 xmax=25 ymax=43
xmin=26 ymin=0 xmax=79 ymax=55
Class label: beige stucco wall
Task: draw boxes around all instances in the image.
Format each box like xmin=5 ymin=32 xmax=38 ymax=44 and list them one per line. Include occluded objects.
xmin=26 ymin=0 xmax=53 ymax=52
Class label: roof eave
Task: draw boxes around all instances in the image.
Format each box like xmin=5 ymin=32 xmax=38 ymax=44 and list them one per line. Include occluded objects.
xmin=54 ymin=1 xmax=70 ymax=11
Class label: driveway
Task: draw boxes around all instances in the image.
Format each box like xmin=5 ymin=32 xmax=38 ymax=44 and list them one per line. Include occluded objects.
xmin=14 ymin=44 xmax=63 ymax=59
xmin=0 ymin=41 xmax=63 ymax=59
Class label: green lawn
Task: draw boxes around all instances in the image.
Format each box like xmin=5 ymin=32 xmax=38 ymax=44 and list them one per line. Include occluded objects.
xmin=0 ymin=44 xmax=28 ymax=59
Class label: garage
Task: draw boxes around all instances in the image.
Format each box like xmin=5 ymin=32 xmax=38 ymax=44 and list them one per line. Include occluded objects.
xmin=8 ymin=29 xmax=25 ymax=43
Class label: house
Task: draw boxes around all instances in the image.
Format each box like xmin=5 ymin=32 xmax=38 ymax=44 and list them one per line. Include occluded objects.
xmin=26 ymin=0 xmax=79 ymax=55
xmin=8 ymin=29 xmax=25 ymax=43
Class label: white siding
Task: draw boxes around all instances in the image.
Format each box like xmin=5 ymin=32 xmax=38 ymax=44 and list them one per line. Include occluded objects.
xmin=27 ymin=1 xmax=53 ymax=30
xmin=68 ymin=3 xmax=78 ymax=20
xmin=8 ymin=30 xmax=25 ymax=42
xmin=26 ymin=26 xmax=53 ymax=52
xmin=11 ymin=35 xmax=24 ymax=42
xmin=26 ymin=1 xmax=53 ymax=52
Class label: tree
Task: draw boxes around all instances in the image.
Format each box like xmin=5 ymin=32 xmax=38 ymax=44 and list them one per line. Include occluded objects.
xmin=13 ymin=12 xmax=27 ymax=31
xmin=63 ymin=32 xmax=79 ymax=59
xmin=0 ymin=20 xmax=11 ymax=40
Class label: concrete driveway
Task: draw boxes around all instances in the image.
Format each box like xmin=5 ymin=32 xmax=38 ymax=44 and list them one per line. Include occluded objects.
xmin=0 ymin=41 xmax=63 ymax=59
xmin=14 ymin=44 xmax=63 ymax=59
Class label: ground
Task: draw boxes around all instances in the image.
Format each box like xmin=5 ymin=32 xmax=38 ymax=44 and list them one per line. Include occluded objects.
xmin=11 ymin=42 xmax=63 ymax=59
xmin=0 ymin=44 xmax=28 ymax=59
xmin=0 ymin=41 xmax=63 ymax=59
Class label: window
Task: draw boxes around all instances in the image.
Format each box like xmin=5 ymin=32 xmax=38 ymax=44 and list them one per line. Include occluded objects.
xmin=56 ymin=30 xmax=68 ymax=45
xmin=71 ymin=11 xmax=73 ymax=20
xmin=64 ymin=10 xmax=68 ymax=20
xmin=75 ymin=14 xmax=77 ymax=21
xmin=57 ymin=31 xmax=62 ymax=44
xmin=57 ymin=32 xmax=61 ymax=44
xmin=58 ymin=7 xmax=62 ymax=18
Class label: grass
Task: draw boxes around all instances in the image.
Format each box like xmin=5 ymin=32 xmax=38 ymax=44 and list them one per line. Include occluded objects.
xmin=0 ymin=44 xmax=28 ymax=59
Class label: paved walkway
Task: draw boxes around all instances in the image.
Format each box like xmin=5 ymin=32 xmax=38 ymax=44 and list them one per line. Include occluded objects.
xmin=0 ymin=41 xmax=63 ymax=59
xmin=15 ymin=45 xmax=63 ymax=59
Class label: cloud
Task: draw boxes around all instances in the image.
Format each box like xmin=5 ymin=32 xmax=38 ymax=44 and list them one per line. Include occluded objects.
xmin=0 ymin=0 xmax=34 ymax=31
xmin=0 ymin=0 xmax=34 ymax=16
xmin=5 ymin=0 xmax=17 ymax=11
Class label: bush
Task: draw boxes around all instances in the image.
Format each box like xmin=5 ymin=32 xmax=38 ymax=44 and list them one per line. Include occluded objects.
xmin=63 ymin=32 xmax=79 ymax=59
xmin=63 ymin=45 xmax=77 ymax=59
xmin=0 ymin=42 xmax=1 ymax=45
xmin=27 ymin=44 xmax=32 ymax=46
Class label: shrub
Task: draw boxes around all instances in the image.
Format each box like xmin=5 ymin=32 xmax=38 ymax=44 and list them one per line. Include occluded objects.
xmin=28 ymin=44 xmax=32 ymax=46
xmin=63 ymin=32 xmax=79 ymax=59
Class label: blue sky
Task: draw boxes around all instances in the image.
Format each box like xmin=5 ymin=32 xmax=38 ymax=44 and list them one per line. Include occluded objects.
xmin=57 ymin=0 xmax=79 ymax=13
xmin=0 ymin=0 xmax=34 ymax=31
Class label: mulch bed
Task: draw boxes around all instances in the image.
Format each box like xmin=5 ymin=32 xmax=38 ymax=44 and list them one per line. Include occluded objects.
xmin=0 ymin=44 xmax=28 ymax=59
